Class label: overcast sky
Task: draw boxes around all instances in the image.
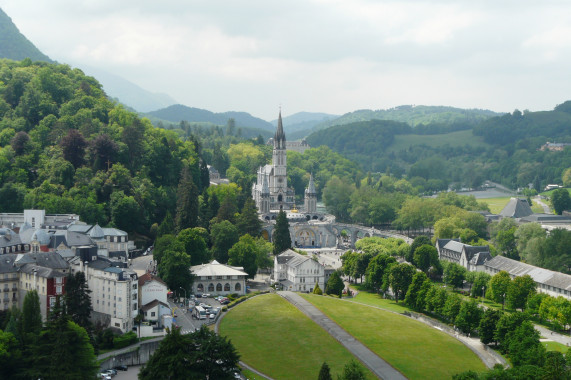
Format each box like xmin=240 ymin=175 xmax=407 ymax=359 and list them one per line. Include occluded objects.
xmin=1 ymin=0 xmax=570 ymax=120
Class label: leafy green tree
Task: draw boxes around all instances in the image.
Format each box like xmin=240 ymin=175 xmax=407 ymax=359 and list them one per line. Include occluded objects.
xmin=443 ymin=293 xmax=462 ymax=322
xmin=325 ymin=270 xmax=344 ymax=297
xmin=412 ymin=244 xmax=439 ymax=274
xmin=140 ymin=326 xmax=240 ymax=380
xmin=542 ymin=351 xmax=569 ymax=380
xmin=110 ymin=191 xmax=142 ymax=233
xmin=425 ymin=286 xmax=448 ymax=315
xmin=157 ymin=212 xmax=175 ymax=238
xmin=158 ymin=250 xmax=193 ymax=292
xmin=313 ymin=283 xmax=323 ymax=295
xmin=64 ymin=271 xmax=92 ymax=331
xmin=0 ymin=330 xmax=22 ymax=379
xmin=365 ymin=254 xmax=397 ymax=293
xmin=175 ymin=166 xmax=199 ymax=232
xmin=404 ymin=272 xmax=430 ymax=310
xmin=551 ymin=188 xmax=571 ymax=215
xmin=323 ymin=176 xmax=355 ymax=222
xmin=479 ymin=309 xmax=502 ymax=345
xmin=228 ymin=234 xmax=259 ymax=278
xmin=506 ymin=275 xmax=536 ymax=310
xmin=470 ymin=271 xmax=491 ymax=298
xmin=60 ymin=129 xmax=87 ymax=168
xmin=505 ymin=321 xmax=545 ymax=367
xmin=236 ymin=197 xmax=261 ymax=237
xmin=177 ymin=228 xmax=210 ymax=266
xmin=389 ymin=263 xmax=416 ymax=303
xmin=408 ymin=235 xmax=431 ymax=262
xmin=454 ymin=300 xmax=482 ymax=335
xmin=273 ymin=210 xmax=292 ymax=255
xmin=443 ymin=262 xmax=466 ymax=290
xmin=488 ymin=271 xmax=511 ymax=306
xmin=495 ymin=227 xmax=519 ymax=259
xmin=30 ymin=298 xmax=98 ymax=380
xmin=494 ymin=312 xmax=528 ymax=351
xmin=338 ymin=360 xmax=366 ymax=380
xmin=318 ymin=361 xmax=332 ymax=380
xmin=22 ymin=289 xmax=42 ymax=336
xmin=210 ymin=220 xmax=239 ymax=264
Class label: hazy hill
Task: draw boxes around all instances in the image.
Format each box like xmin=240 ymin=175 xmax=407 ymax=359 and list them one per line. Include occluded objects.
xmin=0 ymin=8 xmax=52 ymax=62
xmin=148 ymin=104 xmax=274 ymax=131
xmin=305 ymin=105 xmax=501 ymax=135
xmin=271 ymin=112 xmax=339 ymax=136
xmin=81 ymin=66 xmax=177 ymax=113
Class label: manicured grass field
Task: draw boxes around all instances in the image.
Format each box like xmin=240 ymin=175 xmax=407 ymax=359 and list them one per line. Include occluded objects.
xmin=219 ymin=294 xmax=376 ymax=380
xmin=300 ymin=294 xmax=486 ymax=379
xmin=479 ymin=196 xmax=544 ymax=214
xmin=543 ymin=341 xmax=569 ymax=354
xmin=350 ymin=286 xmax=410 ymax=313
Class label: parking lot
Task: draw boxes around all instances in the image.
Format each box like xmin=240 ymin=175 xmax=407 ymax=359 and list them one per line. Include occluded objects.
xmin=168 ymin=295 xmax=225 ymax=334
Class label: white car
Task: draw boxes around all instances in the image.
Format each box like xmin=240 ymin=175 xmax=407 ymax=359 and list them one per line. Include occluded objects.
xmin=209 ymin=313 xmax=215 ymax=319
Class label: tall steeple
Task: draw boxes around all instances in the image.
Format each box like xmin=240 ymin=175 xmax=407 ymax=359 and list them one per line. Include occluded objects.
xmin=307 ymin=173 xmax=316 ymax=195
xmin=274 ymin=110 xmax=286 ymax=149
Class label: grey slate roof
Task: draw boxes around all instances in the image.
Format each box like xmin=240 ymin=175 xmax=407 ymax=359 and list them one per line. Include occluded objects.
xmin=51 ymin=230 xmax=95 ymax=248
xmin=19 ymin=264 xmax=66 ymax=279
xmin=15 ymin=252 xmax=69 ymax=270
xmin=140 ymin=299 xmax=170 ymax=312
xmin=0 ymin=228 xmax=22 ymax=248
xmin=443 ymin=240 xmax=466 ymax=253
xmin=519 ymin=214 xmax=571 ymax=224
xmin=500 ymin=198 xmax=533 ymax=218
xmin=0 ymin=254 xmax=18 ymax=274
xmin=485 ymin=255 xmax=571 ymax=292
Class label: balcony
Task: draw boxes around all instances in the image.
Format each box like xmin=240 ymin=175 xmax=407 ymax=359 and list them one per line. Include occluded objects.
xmin=2 ymin=288 xmax=8 ymax=292
xmin=11 ymin=286 xmax=17 ymax=291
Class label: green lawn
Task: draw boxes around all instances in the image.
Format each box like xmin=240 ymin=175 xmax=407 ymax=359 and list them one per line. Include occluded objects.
xmin=386 ymin=130 xmax=490 ymax=153
xmin=350 ymin=285 xmax=410 ymax=313
xmin=219 ymin=294 xmax=376 ymax=380
xmin=543 ymin=341 xmax=569 ymax=354
xmin=479 ymin=196 xmax=543 ymax=214
xmin=301 ymin=294 xmax=486 ymax=379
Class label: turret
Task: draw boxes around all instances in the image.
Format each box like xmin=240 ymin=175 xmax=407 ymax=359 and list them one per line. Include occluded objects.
xmin=304 ymin=173 xmax=317 ymax=213
xmin=261 ymin=174 xmax=270 ymax=213
xmin=274 ymin=111 xmax=286 ymax=149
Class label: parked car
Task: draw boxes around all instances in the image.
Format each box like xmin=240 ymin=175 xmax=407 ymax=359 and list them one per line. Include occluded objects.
xmin=233 ymin=371 xmax=242 ymax=379
xmin=202 ymin=293 xmax=210 ymax=298
xmin=114 ymin=365 xmax=128 ymax=371
xmin=99 ymin=374 xmax=112 ymax=380
xmin=209 ymin=313 xmax=215 ymax=319
xmin=104 ymin=369 xmax=117 ymax=377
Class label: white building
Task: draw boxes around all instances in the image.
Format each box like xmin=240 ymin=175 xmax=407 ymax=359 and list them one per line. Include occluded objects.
xmin=274 ymin=249 xmax=325 ymax=292
xmin=73 ymin=260 xmax=138 ymax=333
xmin=138 ymin=273 xmax=168 ymax=307
xmin=191 ymin=260 xmax=248 ymax=296
xmin=484 ymin=255 xmax=571 ymax=300
xmin=436 ymin=239 xmax=492 ymax=271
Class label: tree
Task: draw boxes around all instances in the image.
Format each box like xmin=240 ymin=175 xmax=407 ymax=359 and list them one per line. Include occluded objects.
xmin=228 ymin=234 xmax=259 ymax=278
xmin=90 ymin=134 xmax=118 ymax=170
xmin=60 ymin=129 xmax=87 ymax=168
xmin=325 ymin=270 xmax=344 ymax=297
xmin=443 ymin=262 xmax=466 ymax=290
xmin=543 ymin=351 xmax=569 ymax=380
xmin=551 ymin=188 xmax=571 ymax=215
xmin=412 ymin=244 xmax=439 ymax=274
xmin=389 ymin=263 xmax=416 ymax=303
xmin=506 ymin=275 xmax=536 ymax=310
xmin=443 ymin=293 xmax=462 ymax=322
xmin=313 ymin=283 xmax=323 ymax=295
xmin=323 ymin=176 xmax=355 ymax=222
xmin=470 ymin=271 xmax=491 ymax=298
xmin=494 ymin=312 xmax=528 ymax=351
xmin=338 ymin=360 xmax=366 ymax=380
xmin=0 ymin=330 xmax=22 ymax=379
xmin=30 ymin=298 xmax=99 ymax=380
xmin=365 ymin=254 xmax=397 ymax=293
xmin=64 ymin=271 xmax=92 ymax=331
xmin=140 ymin=325 xmax=239 ymax=380
xmin=318 ymin=361 xmax=332 ymax=380
xmin=158 ymin=250 xmax=193 ymax=292
xmin=22 ymin=289 xmax=42 ymax=336
xmin=11 ymin=131 xmax=30 ymax=155
xmin=454 ymin=300 xmax=482 ymax=335
xmin=404 ymin=272 xmax=430 ymax=310
xmin=408 ymin=235 xmax=431 ymax=262
xmin=175 ymin=166 xmax=199 ymax=232
xmin=210 ymin=220 xmax=239 ymax=264
xmin=177 ymin=228 xmax=210 ymax=266
xmin=273 ymin=210 xmax=292 ymax=255
xmin=488 ymin=271 xmax=511 ymax=305
xmin=479 ymin=308 xmax=502 ymax=345
xmin=236 ymin=197 xmax=261 ymax=237
xmin=505 ymin=321 xmax=545 ymax=367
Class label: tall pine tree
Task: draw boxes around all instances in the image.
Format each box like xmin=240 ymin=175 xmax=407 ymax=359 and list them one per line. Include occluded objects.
xmin=236 ymin=197 xmax=261 ymax=237
xmin=65 ymin=272 xmax=93 ymax=331
xmin=273 ymin=210 xmax=292 ymax=255
xmin=175 ymin=166 xmax=199 ymax=232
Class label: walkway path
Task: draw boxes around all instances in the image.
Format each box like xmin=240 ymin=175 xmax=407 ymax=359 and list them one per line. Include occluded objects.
xmin=534 ymin=196 xmax=552 ymax=214
xmin=535 ymin=324 xmax=571 ymax=346
xmin=279 ymin=291 xmax=406 ymax=380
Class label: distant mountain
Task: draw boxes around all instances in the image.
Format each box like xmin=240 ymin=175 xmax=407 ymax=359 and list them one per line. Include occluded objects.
xmin=307 ymin=105 xmax=501 ymax=134
xmin=0 ymin=8 xmax=52 ymax=62
xmin=271 ymin=112 xmax=339 ymax=136
xmin=80 ymin=66 xmax=177 ymax=113
xmin=147 ymin=104 xmax=274 ymax=131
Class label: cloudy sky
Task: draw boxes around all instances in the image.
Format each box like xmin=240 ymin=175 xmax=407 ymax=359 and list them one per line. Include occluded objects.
xmin=1 ymin=0 xmax=570 ymax=120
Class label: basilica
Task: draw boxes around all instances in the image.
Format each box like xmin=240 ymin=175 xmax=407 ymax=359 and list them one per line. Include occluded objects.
xmin=252 ymin=112 xmax=340 ymax=248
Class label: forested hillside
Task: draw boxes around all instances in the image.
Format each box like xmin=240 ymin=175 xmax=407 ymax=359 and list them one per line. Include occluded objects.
xmin=0 ymin=59 xmax=208 ymax=242
xmin=0 ymin=8 xmax=52 ymax=62
xmin=147 ymin=104 xmax=274 ymax=131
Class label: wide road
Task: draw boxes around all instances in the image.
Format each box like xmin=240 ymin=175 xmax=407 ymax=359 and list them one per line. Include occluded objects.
xmin=279 ymin=291 xmax=406 ymax=380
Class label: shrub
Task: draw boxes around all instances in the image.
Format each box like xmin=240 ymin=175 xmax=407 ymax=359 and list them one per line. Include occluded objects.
xmin=113 ymin=331 xmax=137 ymax=349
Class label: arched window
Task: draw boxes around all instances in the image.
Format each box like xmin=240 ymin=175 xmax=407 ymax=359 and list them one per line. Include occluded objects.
xmin=208 ymin=283 xmax=214 ymax=292
xmin=235 ymin=283 xmax=241 ymax=291
xmin=278 ymin=194 xmax=283 ymax=202
xmin=224 ymin=283 xmax=230 ymax=291
xmin=197 ymin=283 xmax=204 ymax=292
xmin=216 ymin=283 xmax=222 ymax=291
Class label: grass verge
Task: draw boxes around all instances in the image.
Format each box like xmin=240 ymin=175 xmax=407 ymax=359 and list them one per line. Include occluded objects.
xmin=301 ymin=293 xmax=486 ymax=379
xmin=220 ymin=293 xmax=376 ymax=380
xmin=543 ymin=341 xmax=569 ymax=354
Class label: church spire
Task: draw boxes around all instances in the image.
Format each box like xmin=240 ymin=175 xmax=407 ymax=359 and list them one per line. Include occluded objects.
xmin=307 ymin=173 xmax=316 ymax=195
xmin=274 ymin=110 xmax=286 ymax=149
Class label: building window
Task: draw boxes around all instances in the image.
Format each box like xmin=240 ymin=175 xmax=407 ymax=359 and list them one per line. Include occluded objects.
xmin=235 ymin=283 xmax=241 ymax=291
xmin=216 ymin=283 xmax=222 ymax=291
xmin=208 ymin=283 xmax=214 ymax=292
xmin=56 ymin=286 xmax=62 ymax=294
xmin=151 ymin=312 xmax=156 ymax=317
xmin=197 ymin=283 xmax=204 ymax=292
xmin=224 ymin=283 xmax=230 ymax=291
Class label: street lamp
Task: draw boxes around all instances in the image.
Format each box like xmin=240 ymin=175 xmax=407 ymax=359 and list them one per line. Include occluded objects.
xmin=481 ymin=286 xmax=485 ymax=303
xmin=502 ymin=293 xmax=506 ymax=310
xmin=179 ymin=287 xmax=187 ymax=309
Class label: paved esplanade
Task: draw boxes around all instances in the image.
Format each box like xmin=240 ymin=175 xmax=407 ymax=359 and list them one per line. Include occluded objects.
xmin=279 ymin=291 xmax=407 ymax=380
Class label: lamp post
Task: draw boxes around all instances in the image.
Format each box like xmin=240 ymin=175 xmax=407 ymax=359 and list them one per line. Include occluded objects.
xmin=179 ymin=287 xmax=187 ymax=309
xmin=481 ymin=286 xmax=485 ymax=304
xmin=502 ymin=293 xmax=506 ymax=310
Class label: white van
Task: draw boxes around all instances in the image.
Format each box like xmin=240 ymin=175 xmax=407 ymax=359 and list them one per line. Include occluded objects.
xmin=194 ymin=306 xmax=207 ymax=320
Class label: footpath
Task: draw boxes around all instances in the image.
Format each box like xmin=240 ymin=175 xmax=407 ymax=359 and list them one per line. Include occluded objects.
xmin=279 ymin=291 xmax=407 ymax=380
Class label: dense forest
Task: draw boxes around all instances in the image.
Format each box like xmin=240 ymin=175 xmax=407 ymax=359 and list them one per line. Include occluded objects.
xmin=0 ymin=9 xmax=52 ymax=63
xmin=0 ymin=59 xmax=207 ymax=244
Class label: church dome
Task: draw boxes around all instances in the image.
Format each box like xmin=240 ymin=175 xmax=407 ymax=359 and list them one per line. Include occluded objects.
xmin=89 ymin=224 xmax=105 ymax=239
xmin=20 ymin=222 xmax=33 ymax=232
xmin=31 ymin=229 xmax=51 ymax=245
